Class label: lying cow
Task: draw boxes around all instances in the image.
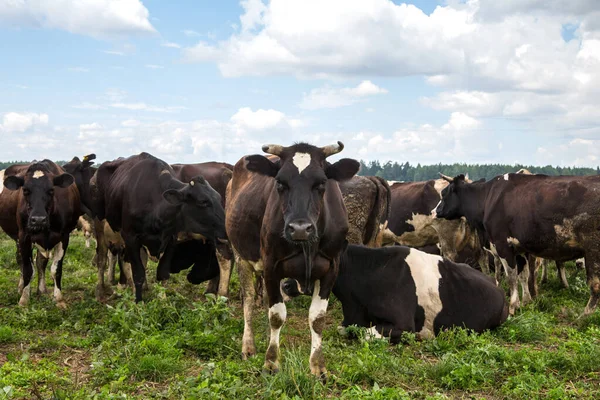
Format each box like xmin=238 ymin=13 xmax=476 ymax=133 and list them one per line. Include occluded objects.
xmin=1 ymin=161 xmax=80 ymax=307
xmin=283 ymin=244 xmax=508 ymax=342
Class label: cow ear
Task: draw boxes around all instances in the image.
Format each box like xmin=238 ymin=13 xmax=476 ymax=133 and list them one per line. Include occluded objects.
xmin=53 ymin=173 xmax=74 ymax=188
xmin=163 ymin=189 xmax=185 ymax=205
xmin=3 ymin=176 xmax=24 ymax=191
xmin=245 ymin=155 xmax=280 ymax=177
xmin=325 ymin=158 xmax=360 ymax=181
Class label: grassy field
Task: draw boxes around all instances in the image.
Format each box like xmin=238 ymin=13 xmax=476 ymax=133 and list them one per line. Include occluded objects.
xmin=0 ymin=232 xmax=599 ymax=399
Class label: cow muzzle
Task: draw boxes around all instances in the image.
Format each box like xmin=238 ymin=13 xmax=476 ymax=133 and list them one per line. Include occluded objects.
xmin=286 ymin=220 xmax=315 ymax=242
xmin=28 ymin=215 xmax=49 ymax=232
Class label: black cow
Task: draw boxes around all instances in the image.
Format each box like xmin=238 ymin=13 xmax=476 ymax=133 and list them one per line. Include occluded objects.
xmin=92 ymin=152 xmax=227 ymax=302
xmin=283 ymin=244 xmax=508 ymax=342
xmin=435 ymin=173 xmax=600 ymax=315
xmin=1 ymin=161 xmax=80 ymax=307
xmin=226 ymin=142 xmax=359 ymax=377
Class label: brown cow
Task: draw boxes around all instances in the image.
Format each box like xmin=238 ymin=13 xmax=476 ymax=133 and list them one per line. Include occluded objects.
xmin=1 ymin=161 xmax=80 ymax=307
xmin=435 ymin=173 xmax=600 ymax=315
xmin=226 ymin=141 xmax=359 ymax=377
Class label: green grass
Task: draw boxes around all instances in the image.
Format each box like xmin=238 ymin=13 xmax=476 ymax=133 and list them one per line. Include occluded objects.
xmin=0 ymin=231 xmax=599 ymax=399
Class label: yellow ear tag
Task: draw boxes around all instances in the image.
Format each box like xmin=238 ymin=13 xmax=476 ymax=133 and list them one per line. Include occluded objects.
xmin=190 ymin=180 xmax=195 ymax=186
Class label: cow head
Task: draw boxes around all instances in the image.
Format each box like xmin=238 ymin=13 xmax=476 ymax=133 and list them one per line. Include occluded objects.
xmin=245 ymin=141 xmax=360 ymax=244
xmin=62 ymin=154 xmax=96 ymax=216
xmin=163 ymin=175 xmax=227 ymax=241
xmin=4 ymin=165 xmax=74 ymax=232
xmin=434 ymin=174 xmax=468 ymax=220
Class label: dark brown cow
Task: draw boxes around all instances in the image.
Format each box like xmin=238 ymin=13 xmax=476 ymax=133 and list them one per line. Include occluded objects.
xmin=226 ymin=141 xmax=359 ymax=377
xmin=170 ymin=162 xmax=234 ymax=297
xmin=92 ymin=152 xmax=227 ymax=303
xmin=435 ymin=173 xmax=600 ymax=315
xmin=0 ymin=161 xmax=80 ymax=307
xmin=339 ymin=176 xmax=391 ymax=247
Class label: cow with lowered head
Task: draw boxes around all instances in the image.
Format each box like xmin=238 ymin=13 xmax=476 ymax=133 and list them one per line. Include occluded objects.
xmin=226 ymin=142 xmax=359 ymax=378
xmin=0 ymin=161 xmax=80 ymax=307
xmin=435 ymin=173 xmax=600 ymax=315
xmin=92 ymin=152 xmax=227 ymax=303
xmin=283 ymin=244 xmax=508 ymax=342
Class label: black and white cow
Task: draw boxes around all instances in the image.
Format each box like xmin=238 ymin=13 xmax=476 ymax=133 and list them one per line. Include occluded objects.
xmin=284 ymin=244 xmax=508 ymax=342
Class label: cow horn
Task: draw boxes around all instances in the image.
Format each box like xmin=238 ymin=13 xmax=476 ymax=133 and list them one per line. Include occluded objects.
xmin=439 ymin=172 xmax=453 ymax=182
xmin=83 ymin=153 xmax=97 ymax=162
xmin=321 ymin=141 xmax=344 ymax=157
xmin=262 ymin=144 xmax=284 ymax=156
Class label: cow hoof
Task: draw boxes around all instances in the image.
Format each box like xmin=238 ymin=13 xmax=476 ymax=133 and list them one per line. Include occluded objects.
xmin=38 ymin=286 xmax=48 ymax=295
xmin=310 ymin=367 xmax=327 ymax=381
xmin=18 ymin=299 xmax=29 ymax=307
xmin=262 ymin=361 xmax=280 ymax=375
xmin=56 ymin=301 xmax=67 ymax=310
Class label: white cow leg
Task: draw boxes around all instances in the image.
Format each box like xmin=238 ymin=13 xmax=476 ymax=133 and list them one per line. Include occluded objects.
xmin=264 ymin=302 xmax=287 ymax=374
xmin=50 ymin=243 xmax=67 ymax=309
xmin=308 ymin=280 xmax=328 ymax=378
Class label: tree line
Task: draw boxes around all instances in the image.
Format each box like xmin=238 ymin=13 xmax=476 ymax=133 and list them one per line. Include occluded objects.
xmin=358 ymin=160 xmax=600 ymax=181
xmin=1 ymin=160 xmax=599 ymax=182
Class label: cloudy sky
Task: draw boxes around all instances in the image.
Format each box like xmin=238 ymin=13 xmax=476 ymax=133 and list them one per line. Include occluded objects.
xmin=1 ymin=0 xmax=599 ymax=166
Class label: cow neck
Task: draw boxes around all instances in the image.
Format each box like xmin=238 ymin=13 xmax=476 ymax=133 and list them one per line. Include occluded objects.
xmin=459 ymin=181 xmax=490 ymax=230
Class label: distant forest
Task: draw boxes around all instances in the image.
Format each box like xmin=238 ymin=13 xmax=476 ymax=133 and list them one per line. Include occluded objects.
xmin=2 ymin=160 xmax=599 ymax=182
xmin=358 ymin=160 xmax=600 ymax=181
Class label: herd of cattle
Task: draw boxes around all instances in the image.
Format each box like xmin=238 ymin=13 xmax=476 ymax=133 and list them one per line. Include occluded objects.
xmin=0 ymin=141 xmax=598 ymax=377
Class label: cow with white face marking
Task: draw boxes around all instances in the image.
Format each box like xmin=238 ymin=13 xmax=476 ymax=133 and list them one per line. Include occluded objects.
xmin=283 ymin=244 xmax=508 ymax=341
xmin=226 ymin=142 xmax=359 ymax=378
xmin=435 ymin=173 xmax=600 ymax=315
xmin=0 ymin=161 xmax=80 ymax=308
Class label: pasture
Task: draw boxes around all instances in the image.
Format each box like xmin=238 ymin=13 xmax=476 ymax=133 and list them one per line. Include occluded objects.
xmin=0 ymin=231 xmax=599 ymax=399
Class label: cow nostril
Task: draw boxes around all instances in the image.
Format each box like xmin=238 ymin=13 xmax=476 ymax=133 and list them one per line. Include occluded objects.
xmin=305 ymin=224 xmax=314 ymax=233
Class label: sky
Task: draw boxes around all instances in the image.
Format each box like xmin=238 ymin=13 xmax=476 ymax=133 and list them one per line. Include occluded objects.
xmin=0 ymin=0 xmax=599 ymax=167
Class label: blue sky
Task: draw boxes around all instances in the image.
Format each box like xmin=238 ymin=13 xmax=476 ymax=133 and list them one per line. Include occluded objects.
xmin=1 ymin=0 xmax=599 ymax=167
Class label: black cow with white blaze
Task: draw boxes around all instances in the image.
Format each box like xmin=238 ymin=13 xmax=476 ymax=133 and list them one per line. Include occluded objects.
xmin=283 ymin=244 xmax=508 ymax=342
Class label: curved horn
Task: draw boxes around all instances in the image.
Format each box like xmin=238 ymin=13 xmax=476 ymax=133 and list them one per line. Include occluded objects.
xmin=322 ymin=141 xmax=344 ymax=157
xmin=262 ymin=144 xmax=284 ymax=156
xmin=83 ymin=153 xmax=97 ymax=162
xmin=438 ymin=172 xmax=453 ymax=182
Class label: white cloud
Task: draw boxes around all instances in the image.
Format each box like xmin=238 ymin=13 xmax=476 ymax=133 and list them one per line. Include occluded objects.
xmin=103 ymin=50 xmax=125 ymax=56
xmin=300 ymin=80 xmax=388 ymax=110
xmin=182 ymin=29 xmax=200 ymax=37
xmin=231 ymin=107 xmax=297 ymax=132
xmin=1 ymin=112 xmax=49 ymax=133
xmin=161 ymin=41 xmax=181 ymax=49
xmin=145 ymin=64 xmax=164 ymax=69
xmin=110 ymin=103 xmax=187 ymax=113
xmin=72 ymin=102 xmax=106 ymax=110
xmin=121 ymin=119 xmax=141 ymax=127
xmin=0 ymin=0 xmax=156 ymax=38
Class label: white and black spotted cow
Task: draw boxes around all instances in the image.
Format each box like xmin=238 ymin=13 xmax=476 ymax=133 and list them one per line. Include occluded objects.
xmin=284 ymin=244 xmax=508 ymax=342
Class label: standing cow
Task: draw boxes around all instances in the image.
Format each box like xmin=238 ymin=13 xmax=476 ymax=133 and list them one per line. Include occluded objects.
xmin=92 ymin=152 xmax=227 ymax=303
xmin=435 ymin=173 xmax=600 ymax=315
xmin=0 ymin=161 xmax=80 ymax=307
xmin=226 ymin=142 xmax=359 ymax=377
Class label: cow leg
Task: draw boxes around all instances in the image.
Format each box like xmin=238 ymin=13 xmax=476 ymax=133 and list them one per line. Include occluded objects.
xmin=141 ymin=249 xmax=149 ymax=291
xmin=238 ymin=257 xmax=257 ymax=359
xmin=557 ymin=261 xmax=569 ymax=289
xmin=518 ymin=256 xmax=533 ymax=305
xmin=540 ymin=259 xmax=549 ymax=284
xmin=492 ymin=243 xmax=520 ymax=315
xmin=94 ymin=220 xmax=111 ymax=301
xmin=18 ymin=236 xmax=33 ymax=307
xmin=583 ymin=251 xmax=600 ymax=315
xmin=107 ymin=250 xmax=118 ymax=285
xmin=35 ymin=251 xmax=49 ymax=295
xmin=529 ymin=257 xmax=540 ymax=298
xmin=124 ymin=239 xmax=146 ymax=303
xmin=309 ymin=277 xmax=333 ymax=379
xmin=216 ymin=247 xmax=233 ymax=298
xmin=263 ymin=269 xmax=286 ymax=374
xmin=50 ymin=239 xmax=68 ymax=309
xmin=494 ymin=255 xmax=502 ymax=286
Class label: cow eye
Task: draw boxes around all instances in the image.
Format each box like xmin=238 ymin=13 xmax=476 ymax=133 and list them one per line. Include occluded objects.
xmin=314 ymin=181 xmax=326 ymax=192
xmin=47 ymin=189 xmax=54 ymax=196
xmin=276 ymin=180 xmax=287 ymax=192
xmin=197 ymin=200 xmax=210 ymax=207
xmin=23 ymin=189 xmax=31 ymax=196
